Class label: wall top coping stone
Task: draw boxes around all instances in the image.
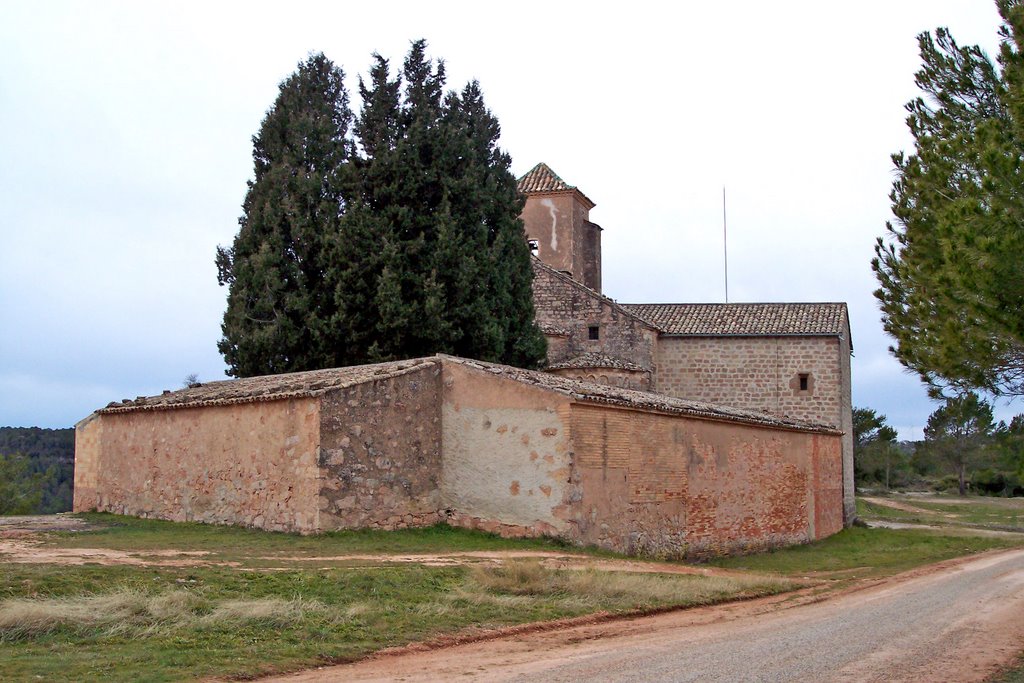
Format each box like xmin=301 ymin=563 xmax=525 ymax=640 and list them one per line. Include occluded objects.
xmin=97 ymin=358 xmax=440 ymax=415
xmin=440 ymin=356 xmax=842 ymax=435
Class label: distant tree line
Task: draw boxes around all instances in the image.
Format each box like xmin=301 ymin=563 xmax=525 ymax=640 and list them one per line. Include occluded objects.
xmin=0 ymin=427 xmax=74 ymax=514
xmin=855 ymin=396 xmax=1024 ymax=496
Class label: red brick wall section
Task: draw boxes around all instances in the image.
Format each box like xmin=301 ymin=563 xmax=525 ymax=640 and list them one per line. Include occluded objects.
xmin=570 ymin=404 xmax=841 ymax=558
xmin=317 ymin=363 xmax=444 ymax=531
xmin=812 ymin=434 xmax=844 ymax=538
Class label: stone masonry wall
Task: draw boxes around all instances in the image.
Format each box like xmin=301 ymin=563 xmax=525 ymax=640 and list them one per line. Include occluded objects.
xmin=440 ymin=361 xmax=577 ymax=538
xmin=73 ymin=398 xmax=322 ymax=532
xmin=569 ymin=404 xmax=843 ymax=558
xmin=532 ymin=262 xmax=658 ymax=371
xmin=655 ymin=334 xmax=853 ymax=523
xmin=317 ymin=363 xmax=444 ymax=531
xmin=655 ymin=336 xmax=842 ymax=426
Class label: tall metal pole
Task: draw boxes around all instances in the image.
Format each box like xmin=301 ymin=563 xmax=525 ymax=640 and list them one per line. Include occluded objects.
xmin=723 ymin=186 xmax=729 ymax=304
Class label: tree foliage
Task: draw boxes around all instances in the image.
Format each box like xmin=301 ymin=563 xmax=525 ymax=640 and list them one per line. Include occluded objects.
xmin=922 ymin=393 xmax=997 ymax=494
xmin=873 ymin=0 xmax=1024 ymax=398
xmin=853 ymin=407 xmax=906 ymax=489
xmin=0 ymin=427 xmax=74 ymax=513
xmin=217 ymin=44 xmax=546 ymax=377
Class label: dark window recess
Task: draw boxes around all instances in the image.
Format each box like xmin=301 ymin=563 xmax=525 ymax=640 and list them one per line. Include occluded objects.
xmin=799 ymin=373 xmax=809 ymax=391
xmin=588 ymin=325 xmax=600 ymax=340
xmin=527 ymin=239 xmax=539 ymax=255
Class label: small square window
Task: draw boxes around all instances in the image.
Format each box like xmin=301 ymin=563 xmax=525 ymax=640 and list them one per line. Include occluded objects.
xmin=588 ymin=325 xmax=600 ymax=340
xmin=799 ymin=373 xmax=809 ymax=391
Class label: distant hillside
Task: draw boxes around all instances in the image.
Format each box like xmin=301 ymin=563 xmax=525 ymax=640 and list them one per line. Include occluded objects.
xmin=0 ymin=427 xmax=74 ymax=513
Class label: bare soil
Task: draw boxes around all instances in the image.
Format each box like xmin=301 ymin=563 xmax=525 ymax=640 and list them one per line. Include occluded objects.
xmin=0 ymin=516 xmax=748 ymax=579
xmin=253 ymin=549 xmax=1024 ymax=683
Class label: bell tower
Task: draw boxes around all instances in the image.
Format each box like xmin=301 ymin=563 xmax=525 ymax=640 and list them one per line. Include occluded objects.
xmin=518 ymin=163 xmax=603 ymax=292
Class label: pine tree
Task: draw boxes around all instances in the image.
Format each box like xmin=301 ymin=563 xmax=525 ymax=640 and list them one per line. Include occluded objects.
xmin=873 ymin=1 xmax=1024 ymax=397
xmin=216 ymin=54 xmax=353 ymax=377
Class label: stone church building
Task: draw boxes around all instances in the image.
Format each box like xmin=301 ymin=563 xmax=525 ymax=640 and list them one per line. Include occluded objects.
xmin=73 ymin=163 xmax=854 ymax=557
xmin=519 ymin=163 xmax=854 ymax=524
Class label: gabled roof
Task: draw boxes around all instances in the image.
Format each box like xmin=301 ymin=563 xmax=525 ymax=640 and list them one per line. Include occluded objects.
xmin=517 ymin=162 xmax=595 ymax=209
xmin=623 ymin=302 xmax=849 ymax=340
xmin=98 ymin=358 xmax=438 ymax=414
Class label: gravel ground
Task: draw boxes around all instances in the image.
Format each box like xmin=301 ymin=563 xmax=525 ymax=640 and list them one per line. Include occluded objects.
xmin=264 ymin=548 xmax=1024 ymax=683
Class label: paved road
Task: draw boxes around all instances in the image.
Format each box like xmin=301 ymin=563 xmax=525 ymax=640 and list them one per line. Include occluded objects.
xmin=268 ymin=548 xmax=1024 ymax=683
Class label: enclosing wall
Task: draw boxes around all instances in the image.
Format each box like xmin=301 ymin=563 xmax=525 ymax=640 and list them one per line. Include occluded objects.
xmin=440 ymin=362 xmax=576 ymax=537
xmin=74 ymin=398 xmax=322 ymax=532
xmin=569 ymin=404 xmax=843 ymax=557
xmin=317 ymin=363 xmax=443 ymax=530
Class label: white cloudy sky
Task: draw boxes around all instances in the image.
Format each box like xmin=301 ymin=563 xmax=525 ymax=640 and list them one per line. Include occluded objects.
xmin=1 ymin=0 xmax=1017 ymax=437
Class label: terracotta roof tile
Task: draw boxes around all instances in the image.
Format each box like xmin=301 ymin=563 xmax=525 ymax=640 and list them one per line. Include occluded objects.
xmin=517 ymin=162 xmax=574 ymax=193
xmin=99 ymin=358 xmax=439 ymax=414
xmin=443 ymin=356 xmax=840 ymax=434
xmin=623 ymin=303 xmax=848 ymax=338
xmin=547 ymin=353 xmax=648 ymax=373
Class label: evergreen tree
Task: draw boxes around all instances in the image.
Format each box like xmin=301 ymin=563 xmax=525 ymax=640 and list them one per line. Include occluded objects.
xmin=873 ymin=1 xmax=1024 ymax=398
xmin=923 ymin=393 xmax=996 ymax=495
xmin=853 ymin=407 xmax=905 ymax=489
xmin=337 ymin=40 xmax=545 ymax=367
xmin=218 ymin=43 xmax=546 ymax=375
xmin=216 ymin=53 xmax=354 ymax=377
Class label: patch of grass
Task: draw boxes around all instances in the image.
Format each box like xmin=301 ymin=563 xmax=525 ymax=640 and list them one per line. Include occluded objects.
xmin=0 ymin=589 xmax=319 ymax=641
xmin=709 ymin=526 xmax=1024 ymax=581
xmin=467 ymin=559 xmax=793 ymax=609
xmin=990 ymin=654 xmax=1024 ymax=682
xmin=856 ymin=498 xmax=925 ymax=523
xmin=51 ymin=514 xmax=583 ymax=565
xmin=858 ymin=495 xmax=1024 ymax=531
xmin=0 ymin=560 xmax=788 ymax=682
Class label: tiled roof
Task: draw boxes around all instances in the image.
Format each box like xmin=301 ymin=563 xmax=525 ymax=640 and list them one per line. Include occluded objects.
xmin=95 ymin=353 xmax=839 ymax=434
xmin=623 ymin=303 xmax=849 ymax=338
xmin=443 ymin=356 xmax=840 ymax=434
xmin=517 ymin=162 xmax=573 ymax=193
xmin=547 ymin=353 xmax=648 ymax=373
xmin=98 ymin=359 xmax=439 ymax=414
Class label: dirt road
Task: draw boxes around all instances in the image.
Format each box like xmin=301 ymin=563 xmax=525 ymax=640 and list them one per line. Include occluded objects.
xmin=266 ymin=548 xmax=1024 ymax=683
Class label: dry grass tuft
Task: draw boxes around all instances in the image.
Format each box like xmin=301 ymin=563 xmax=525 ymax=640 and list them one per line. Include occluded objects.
xmin=468 ymin=559 xmax=794 ymax=610
xmin=0 ymin=590 xmax=322 ymax=642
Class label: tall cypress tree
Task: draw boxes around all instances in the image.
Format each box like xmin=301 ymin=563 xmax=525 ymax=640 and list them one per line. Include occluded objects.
xmin=217 ymin=54 xmax=353 ymax=377
xmin=219 ymin=43 xmax=546 ymax=375
xmin=349 ymin=40 xmax=546 ymax=367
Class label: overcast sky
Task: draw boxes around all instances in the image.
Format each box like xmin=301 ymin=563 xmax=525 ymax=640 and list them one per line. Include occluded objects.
xmin=1 ymin=1 xmax=1017 ymax=438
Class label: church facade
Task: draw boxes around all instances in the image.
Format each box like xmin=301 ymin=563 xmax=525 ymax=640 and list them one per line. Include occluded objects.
xmin=520 ymin=163 xmax=855 ymax=524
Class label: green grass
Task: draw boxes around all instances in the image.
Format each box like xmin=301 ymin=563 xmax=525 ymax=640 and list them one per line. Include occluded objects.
xmin=54 ymin=513 xmax=579 ymax=559
xmin=5 ymin=510 xmax=1023 ymax=681
xmin=709 ymin=526 xmax=1024 ymax=582
xmin=858 ymin=494 xmax=1024 ymax=531
xmin=991 ymin=655 xmax=1024 ymax=682
xmin=0 ymin=515 xmax=789 ymax=682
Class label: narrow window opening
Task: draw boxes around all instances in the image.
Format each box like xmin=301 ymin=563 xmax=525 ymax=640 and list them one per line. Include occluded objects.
xmin=588 ymin=325 xmax=600 ymax=340
xmin=527 ymin=239 xmax=539 ymax=256
xmin=799 ymin=373 xmax=809 ymax=391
